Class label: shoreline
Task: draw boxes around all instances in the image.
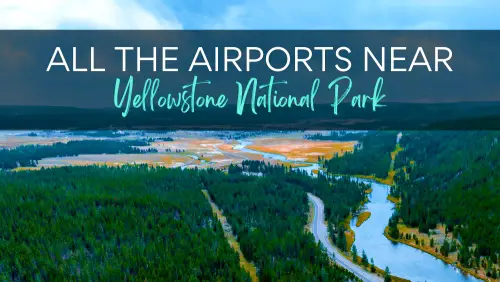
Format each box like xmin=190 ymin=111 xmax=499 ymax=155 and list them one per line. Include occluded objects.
xmin=382 ymin=227 xmax=488 ymax=282
xmin=325 ymin=218 xmax=408 ymax=282
xmin=355 ymin=211 xmax=371 ymax=227
xmin=331 ymin=177 xmax=408 ymax=282
xmin=348 ymin=175 xmax=486 ymax=282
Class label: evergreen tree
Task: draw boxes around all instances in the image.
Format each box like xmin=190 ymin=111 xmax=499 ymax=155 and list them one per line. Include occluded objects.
xmin=352 ymin=245 xmax=358 ymax=262
xmin=361 ymin=250 xmax=369 ymax=267
xmin=384 ymin=267 xmax=391 ymax=282
xmin=440 ymin=240 xmax=451 ymax=257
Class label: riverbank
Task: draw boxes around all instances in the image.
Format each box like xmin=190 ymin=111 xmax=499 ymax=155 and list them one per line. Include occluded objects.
xmin=356 ymin=212 xmax=371 ymax=227
xmin=386 ymin=195 xmax=400 ymax=204
xmin=350 ymin=256 xmax=411 ymax=282
xmin=240 ymin=136 xmax=476 ymax=281
xmin=383 ymin=226 xmax=496 ymax=282
xmin=327 ymin=234 xmax=409 ymax=282
xmin=333 ymin=181 xmax=408 ymax=282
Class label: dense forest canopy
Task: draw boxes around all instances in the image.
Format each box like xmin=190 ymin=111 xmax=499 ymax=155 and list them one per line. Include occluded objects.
xmin=0 ymin=140 xmax=156 ymax=169
xmin=391 ymin=131 xmax=500 ymax=265
xmin=323 ymin=132 xmax=396 ymax=178
xmin=0 ymin=164 xmax=365 ymax=281
xmin=228 ymin=161 xmax=368 ymax=266
xmin=0 ymin=166 xmax=249 ymax=281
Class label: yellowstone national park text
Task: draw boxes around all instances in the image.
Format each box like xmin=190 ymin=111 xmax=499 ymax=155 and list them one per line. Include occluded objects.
xmin=113 ymin=75 xmax=387 ymax=117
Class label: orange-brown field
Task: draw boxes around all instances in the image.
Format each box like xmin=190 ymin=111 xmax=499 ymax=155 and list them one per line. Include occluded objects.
xmin=343 ymin=214 xmax=355 ymax=251
xmin=247 ymin=138 xmax=356 ymax=162
xmin=355 ymin=212 xmax=371 ymax=227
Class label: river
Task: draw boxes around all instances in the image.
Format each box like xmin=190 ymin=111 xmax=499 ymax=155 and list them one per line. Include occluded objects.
xmin=235 ymin=140 xmax=320 ymax=176
xmin=350 ymin=179 xmax=479 ymax=282
xmin=235 ymin=140 xmax=480 ymax=282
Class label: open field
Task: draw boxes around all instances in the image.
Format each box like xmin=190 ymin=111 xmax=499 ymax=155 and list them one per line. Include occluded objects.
xmin=35 ymin=153 xmax=194 ymax=168
xmin=247 ymin=138 xmax=356 ymax=162
xmin=0 ymin=134 xmax=84 ymax=148
xmin=5 ymin=132 xmax=358 ymax=172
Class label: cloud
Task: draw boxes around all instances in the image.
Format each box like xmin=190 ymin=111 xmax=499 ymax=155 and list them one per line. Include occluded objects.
xmin=207 ymin=5 xmax=247 ymax=30
xmin=0 ymin=0 xmax=182 ymax=29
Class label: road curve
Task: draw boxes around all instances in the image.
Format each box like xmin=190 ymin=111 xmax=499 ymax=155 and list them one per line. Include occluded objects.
xmin=307 ymin=193 xmax=383 ymax=282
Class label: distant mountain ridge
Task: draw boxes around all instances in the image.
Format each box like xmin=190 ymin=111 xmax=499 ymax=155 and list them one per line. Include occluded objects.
xmin=0 ymin=102 xmax=499 ymax=130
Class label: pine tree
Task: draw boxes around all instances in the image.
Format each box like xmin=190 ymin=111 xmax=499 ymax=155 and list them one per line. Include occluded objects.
xmin=384 ymin=266 xmax=391 ymax=282
xmin=370 ymin=258 xmax=376 ymax=273
xmin=361 ymin=250 xmax=369 ymax=266
xmin=352 ymin=245 xmax=358 ymax=262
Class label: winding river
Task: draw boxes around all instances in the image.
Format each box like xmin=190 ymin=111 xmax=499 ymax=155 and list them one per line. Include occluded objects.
xmin=235 ymin=140 xmax=320 ymax=175
xmin=350 ymin=179 xmax=479 ymax=282
xmin=235 ymin=140 xmax=480 ymax=282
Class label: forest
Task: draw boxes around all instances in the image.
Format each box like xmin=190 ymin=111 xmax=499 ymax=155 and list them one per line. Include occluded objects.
xmin=225 ymin=161 xmax=367 ymax=279
xmin=304 ymin=131 xmax=367 ymax=141
xmin=323 ymin=132 xmax=395 ymax=178
xmin=0 ymin=140 xmax=156 ymax=169
xmin=390 ymin=131 xmax=500 ymax=270
xmin=0 ymin=164 xmax=365 ymax=281
xmin=67 ymin=130 xmax=132 ymax=138
xmin=0 ymin=166 xmax=249 ymax=281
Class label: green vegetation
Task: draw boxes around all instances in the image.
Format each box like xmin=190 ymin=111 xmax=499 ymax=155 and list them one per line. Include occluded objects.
xmin=391 ymin=131 xmax=500 ymax=268
xmin=370 ymin=258 xmax=376 ymax=273
xmin=212 ymin=162 xmax=365 ymax=281
xmin=352 ymin=245 xmax=358 ymax=262
xmin=384 ymin=267 xmax=391 ymax=282
xmin=323 ymin=132 xmax=395 ymax=178
xmin=0 ymin=163 xmax=365 ymax=281
xmin=304 ymin=131 xmax=367 ymax=141
xmin=0 ymin=166 xmax=248 ymax=281
xmin=0 ymin=140 xmax=156 ymax=169
xmin=146 ymin=137 xmax=174 ymax=142
xmin=228 ymin=160 xmax=286 ymax=175
xmin=68 ymin=130 xmax=131 ymax=138
xmin=387 ymin=214 xmax=400 ymax=240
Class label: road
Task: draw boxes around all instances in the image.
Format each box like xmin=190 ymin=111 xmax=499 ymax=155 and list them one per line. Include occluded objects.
xmin=307 ymin=193 xmax=383 ymax=282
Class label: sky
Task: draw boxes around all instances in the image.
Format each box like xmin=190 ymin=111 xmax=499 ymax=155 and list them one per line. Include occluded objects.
xmin=1 ymin=0 xmax=500 ymax=30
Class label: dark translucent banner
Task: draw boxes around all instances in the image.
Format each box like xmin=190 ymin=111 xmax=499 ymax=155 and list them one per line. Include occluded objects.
xmin=1 ymin=30 xmax=499 ymax=130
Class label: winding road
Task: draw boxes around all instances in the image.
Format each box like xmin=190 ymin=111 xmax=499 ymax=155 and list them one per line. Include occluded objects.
xmin=307 ymin=193 xmax=382 ymax=282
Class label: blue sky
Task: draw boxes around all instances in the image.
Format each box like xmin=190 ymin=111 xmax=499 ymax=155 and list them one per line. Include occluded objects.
xmin=1 ymin=0 xmax=500 ymax=29
xmin=168 ymin=0 xmax=500 ymax=30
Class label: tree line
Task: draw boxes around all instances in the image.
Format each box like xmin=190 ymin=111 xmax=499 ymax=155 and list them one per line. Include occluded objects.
xmin=223 ymin=161 xmax=367 ymax=280
xmin=0 ymin=140 xmax=157 ymax=169
xmin=323 ymin=132 xmax=396 ymax=179
xmin=304 ymin=131 xmax=367 ymax=142
xmin=390 ymin=131 xmax=500 ymax=274
xmin=0 ymin=165 xmax=249 ymax=281
xmin=0 ymin=163 xmax=368 ymax=281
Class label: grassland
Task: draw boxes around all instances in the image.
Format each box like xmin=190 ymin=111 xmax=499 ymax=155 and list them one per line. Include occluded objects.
xmin=355 ymin=212 xmax=372 ymax=227
xmin=247 ymin=138 xmax=356 ymax=162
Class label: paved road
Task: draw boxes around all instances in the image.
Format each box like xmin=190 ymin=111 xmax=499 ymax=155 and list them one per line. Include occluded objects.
xmin=307 ymin=193 xmax=383 ymax=282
